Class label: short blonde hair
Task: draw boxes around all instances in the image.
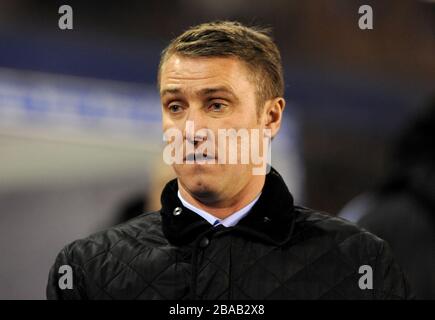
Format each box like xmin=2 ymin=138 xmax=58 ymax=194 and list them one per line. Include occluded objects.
xmin=158 ymin=21 xmax=284 ymax=111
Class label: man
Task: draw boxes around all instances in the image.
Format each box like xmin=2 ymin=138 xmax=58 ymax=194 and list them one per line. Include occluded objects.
xmin=47 ymin=21 xmax=412 ymax=300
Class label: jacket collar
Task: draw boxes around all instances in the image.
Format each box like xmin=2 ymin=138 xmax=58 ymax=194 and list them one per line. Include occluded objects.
xmin=160 ymin=167 xmax=296 ymax=246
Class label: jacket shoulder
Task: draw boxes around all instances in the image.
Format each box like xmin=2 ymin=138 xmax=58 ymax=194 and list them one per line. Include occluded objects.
xmin=292 ymin=205 xmax=384 ymax=251
xmin=63 ymin=211 xmax=165 ymax=267
xmin=46 ymin=211 xmax=167 ymax=299
xmin=290 ymin=206 xmax=413 ymax=299
xmin=290 ymin=206 xmax=386 ymax=275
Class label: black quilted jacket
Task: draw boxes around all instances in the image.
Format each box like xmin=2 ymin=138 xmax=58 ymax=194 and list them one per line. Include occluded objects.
xmin=47 ymin=168 xmax=412 ymax=300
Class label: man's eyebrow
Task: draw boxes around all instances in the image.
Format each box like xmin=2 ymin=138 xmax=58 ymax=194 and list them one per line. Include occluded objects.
xmin=160 ymin=88 xmax=182 ymax=97
xmin=198 ymin=87 xmax=238 ymax=100
xmin=160 ymin=86 xmax=238 ymax=100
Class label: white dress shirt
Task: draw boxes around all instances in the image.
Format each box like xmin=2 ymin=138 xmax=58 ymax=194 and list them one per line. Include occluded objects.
xmin=177 ymin=190 xmax=261 ymax=227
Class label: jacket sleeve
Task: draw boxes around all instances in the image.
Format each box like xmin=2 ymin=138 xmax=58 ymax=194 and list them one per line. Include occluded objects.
xmin=374 ymin=240 xmax=415 ymax=300
xmin=46 ymin=245 xmax=87 ymax=300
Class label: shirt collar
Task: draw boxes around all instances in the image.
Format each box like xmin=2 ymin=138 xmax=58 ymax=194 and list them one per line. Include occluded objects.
xmin=177 ymin=190 xmax=261 ymax=227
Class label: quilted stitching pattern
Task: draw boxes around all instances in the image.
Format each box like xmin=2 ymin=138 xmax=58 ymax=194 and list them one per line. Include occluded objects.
xmin=47 ymin=208 xmax=412 ymax=300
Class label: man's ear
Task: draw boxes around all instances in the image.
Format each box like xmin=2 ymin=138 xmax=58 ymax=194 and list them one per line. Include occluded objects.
xmin=264 ymin=97 xmax=286 ymax=139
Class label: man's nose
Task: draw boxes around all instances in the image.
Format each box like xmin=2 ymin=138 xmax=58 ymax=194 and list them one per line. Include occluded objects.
xmin=184 ymin=108 xmax=208 ymax=144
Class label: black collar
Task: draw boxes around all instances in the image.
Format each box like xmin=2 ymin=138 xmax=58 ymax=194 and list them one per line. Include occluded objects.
xmin=160 ymin=167 xmax=296 ymax=246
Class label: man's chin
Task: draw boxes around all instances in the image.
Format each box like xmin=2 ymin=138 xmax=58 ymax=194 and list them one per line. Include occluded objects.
xmin=175 ymin=165 xmax=222 ymax=196
xmin=180 ymin=177 xmax=217 ymax=201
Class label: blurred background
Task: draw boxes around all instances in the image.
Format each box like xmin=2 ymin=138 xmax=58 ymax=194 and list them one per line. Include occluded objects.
xmin=0 ymin=0 xmax=434 ymax=299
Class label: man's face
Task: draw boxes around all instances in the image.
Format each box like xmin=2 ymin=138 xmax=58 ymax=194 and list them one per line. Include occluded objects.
xmin=159 ymin=54 xmax=269 ymax=204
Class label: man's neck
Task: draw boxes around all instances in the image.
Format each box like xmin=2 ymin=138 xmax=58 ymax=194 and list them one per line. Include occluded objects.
xmin=178 ymin=175 xmax=265 ymax=220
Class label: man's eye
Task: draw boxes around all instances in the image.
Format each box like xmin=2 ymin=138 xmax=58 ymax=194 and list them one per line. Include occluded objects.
xmin=209 ymin=103 xmax=225 ymax=112
xmin=168 ymin=105 xmax=183 ymax=113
